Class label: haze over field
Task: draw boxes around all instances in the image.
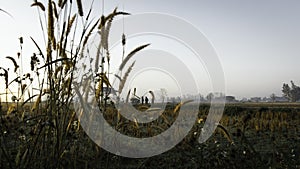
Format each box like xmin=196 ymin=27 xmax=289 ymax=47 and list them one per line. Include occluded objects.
xmin=1 ymin=0 xmax=300 ymax=100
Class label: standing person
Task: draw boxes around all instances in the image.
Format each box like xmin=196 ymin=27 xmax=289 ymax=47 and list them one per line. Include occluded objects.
xmin=141 ymin=96 xmax=144 ymax=104
xmin=145 ymin=96 xmax=149 ymax=105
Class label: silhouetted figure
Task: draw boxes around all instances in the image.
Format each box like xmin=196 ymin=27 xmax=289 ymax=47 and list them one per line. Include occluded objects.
xmin=145 ymin=96 xmax=149 ymax=105
xmin=141 ymin=96 xmax=144 ymax=104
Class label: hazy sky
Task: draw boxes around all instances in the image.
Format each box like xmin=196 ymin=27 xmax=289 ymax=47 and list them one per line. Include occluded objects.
xmin=1 ymin=0 xmax=300 ymax=100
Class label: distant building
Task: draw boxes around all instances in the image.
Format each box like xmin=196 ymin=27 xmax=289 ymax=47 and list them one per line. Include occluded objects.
xmin=250 ymin=97 xmax=261 ymax=102
xmin=240 ymin=98 xmax=248 ymax=102
xmin=130 ymin=97 xmax=140 ymax=105
xmin=274 ymin=96 xmax=289 ymax=102
xmin=166 ymin=97 xmax=179 ymax=104
xmin=262 ymin=97 xmax=272 ymax=102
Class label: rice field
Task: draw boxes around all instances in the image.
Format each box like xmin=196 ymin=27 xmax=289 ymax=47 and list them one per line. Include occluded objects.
xmin=0 ymin=102 xmax=299 ymax=168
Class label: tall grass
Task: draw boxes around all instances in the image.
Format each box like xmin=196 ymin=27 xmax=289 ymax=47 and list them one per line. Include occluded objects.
xmin=0 ymin=0 xmax=151 ymax=167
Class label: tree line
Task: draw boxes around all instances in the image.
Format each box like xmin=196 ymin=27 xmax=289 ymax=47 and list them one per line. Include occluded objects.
xmin=282 ymin=81 xmax=300 ymax=102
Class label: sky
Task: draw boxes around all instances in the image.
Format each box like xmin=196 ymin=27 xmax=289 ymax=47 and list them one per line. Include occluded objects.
xmin=1 ymin=0 xmax=300 ymax=100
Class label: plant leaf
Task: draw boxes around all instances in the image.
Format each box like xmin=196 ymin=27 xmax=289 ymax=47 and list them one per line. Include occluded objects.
xmin=6 ymin=56 xmax=19 ymax=73
xmin=31 ymin=2 xmax=45 ymax=11
xmin=52 ymin=1 xmax=59 ymax=19
xmin=98 ymin=8 xmax=130 ymax=30
xmin=30 ymin=37 xmax=45 ymax=60
xmin=38 ymin=58 xmax=71 ymax=70
xmin=173 ymin=100 xmax=194 ymax=113
xmin=119 ymin=61 xmax=135 ymax=94
xmin=119 ymin=44 xmax=150 ymax=71
xmin=22 ymin=94 xmax=39 ymax=106
xmin=217 ymin=123 xmax=234 ymax=144
xmin=0 ymin=8 xmax=13 ymax=18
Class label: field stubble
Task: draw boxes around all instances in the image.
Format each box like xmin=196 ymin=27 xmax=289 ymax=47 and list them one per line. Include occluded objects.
xmin=1 ymin=102 xmax=299 ymax=168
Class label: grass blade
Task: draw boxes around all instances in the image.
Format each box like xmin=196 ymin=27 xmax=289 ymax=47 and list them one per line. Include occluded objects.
xmin=31 ymin=1 xmax=46 ymax=11
xmin=119 ymin=44 xmax=150 ymax=71
xmin=38 ymin=58 xmax=70 ymax=70
xmin=30 ymin=37 xmax=45 ymax=60
xmin=6 ymin=56 xmax=19 ymax=72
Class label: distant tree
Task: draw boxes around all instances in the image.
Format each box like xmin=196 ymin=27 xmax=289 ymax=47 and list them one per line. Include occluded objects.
xmin=290 ymin=81 xmax=300 ymax=101
xmin=160 ymin=88 xmax=167 ymax=103
xmin=282 ymin=83 xmax=291 ymax=101
xmin=270 ymin=93 xmax=276 ymax=102
xmin=213 ymin=92 xmax=225 ymax=98
xmin=199 ymin=94 xmax=205 ymax=101
xmin=206 ymin=93 xmax=214 ymax=102
xmin=226 ymin=96 xmax=236 ymax=102
xmin=282 ymin=81 xmax=300 ymax=102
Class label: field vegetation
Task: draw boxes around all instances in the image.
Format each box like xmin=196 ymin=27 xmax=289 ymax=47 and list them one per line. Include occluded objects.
xmin=1 ymin=102 xmax=299 ymax=168
xmin=0 ymin=1 xmax=299 ymax=169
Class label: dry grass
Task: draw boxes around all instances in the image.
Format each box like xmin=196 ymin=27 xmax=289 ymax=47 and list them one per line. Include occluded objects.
xmin=1 ymin=1 xmax=299 ymax=169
